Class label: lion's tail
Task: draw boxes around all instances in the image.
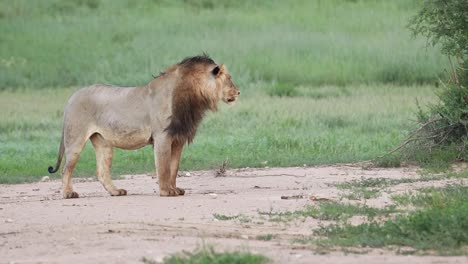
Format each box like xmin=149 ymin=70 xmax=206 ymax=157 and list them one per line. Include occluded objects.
xmin=48 ymin=129 xmax=65 ymax=174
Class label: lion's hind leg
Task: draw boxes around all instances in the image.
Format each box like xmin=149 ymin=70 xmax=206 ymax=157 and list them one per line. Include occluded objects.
xmin=90 ymin=133 xmax=127 ymax=196
xmin=62 ymin=150 xmax=81 ymax=199
xmin=62 ymin=134 xmax=88 ymax=199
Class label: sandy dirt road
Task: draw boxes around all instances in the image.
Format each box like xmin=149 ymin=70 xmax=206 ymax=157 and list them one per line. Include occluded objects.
xmin=1 ymin=165 xmax=467 ymax=264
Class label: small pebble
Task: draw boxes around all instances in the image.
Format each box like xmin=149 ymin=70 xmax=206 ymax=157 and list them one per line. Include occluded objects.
xmin=5 ymin=218 xmax=13 ymax=223
xmin=241 ymin=235 xmax=249 ymax=239
xmin=41 ymin=176 xmax=50 ymax=182
xmin=208 ymin=193 xmax=218 ymax=199
xmin=185 ymin=172 xmax=191 ymax=177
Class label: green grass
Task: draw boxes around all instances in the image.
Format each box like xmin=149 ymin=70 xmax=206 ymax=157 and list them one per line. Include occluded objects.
xmin=337 ymin=172 xmax=468 ymax=201
xmin=255 ymin=234 xmax=276 ymax=241
xmin=335 ymin=174 xmax=455 ymax=190
xmin=392 ymin=185 xmax=468 ymax=207
xmin=141 ymin=246 xmax=268 ymax=264
xmin=300 ymin=185 xmax=468 ymax=255
xmin=0 ymin=84 xmax=436 ymax=183
xmin=0 ymin=0 xmax=445 ymax=89
xmin=341 ymin=188 xmax=381 ymax=200
xmin=259 ymin=201 xmax=397 ymax=222
xmin=213 ymin=214 xmax=240 ymax=221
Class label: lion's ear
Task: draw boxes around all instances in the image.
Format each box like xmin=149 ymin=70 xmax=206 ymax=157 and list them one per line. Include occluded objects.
xmin=212 ymin=65 xmax=221 ymax=76
xmin=212 ymin=64 xmax=226 ymax=77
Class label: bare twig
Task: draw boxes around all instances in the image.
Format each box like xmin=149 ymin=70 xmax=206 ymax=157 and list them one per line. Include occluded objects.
xmin=215 ymin=159 xmax=229 ymax=177
xmin=381 ymin=117 xmax=444 ymax=157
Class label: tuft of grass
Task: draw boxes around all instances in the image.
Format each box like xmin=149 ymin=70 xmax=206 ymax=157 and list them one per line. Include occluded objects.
xmin=373 ymin=154 xmax=402 ymax=168
xmin=336 ymin=177 xmax=391 ymax=189
xmin=260 ymin=201 xmax=397 ymax=222
xmin=141 ymin=257 xmax=158 ymax=264
xmin=255 ymin=234 xmax=276 ymax=241
xmin=342 ymin=188 xmax=380 ymax=200
xmin=213 ymin=213 xmax=251 ymax=223
xmin=149 ymin=246 xmax=269 ymax=264
xmin=392 ymin=185 xmax=468 ymax=208
xmin=391 ymin=193 xmax=414 ymax=206
xmin=335 ymin=173 xmax=461 ymax=191
xmin=213 ymin=214 xmax=240 ymax=221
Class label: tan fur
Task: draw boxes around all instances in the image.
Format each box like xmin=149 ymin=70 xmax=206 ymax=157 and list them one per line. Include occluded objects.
xmin=48 ymin=56 xmax=239 ymax=198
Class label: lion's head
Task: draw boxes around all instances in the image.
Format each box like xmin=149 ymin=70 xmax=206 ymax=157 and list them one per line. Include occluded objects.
xmin=211 ymin=64 xmax=240 ymax=105
xmin=165 ymin=54 xmax=240 ymax=144
xmin=177 ymin=55 xmax=239 ymax=107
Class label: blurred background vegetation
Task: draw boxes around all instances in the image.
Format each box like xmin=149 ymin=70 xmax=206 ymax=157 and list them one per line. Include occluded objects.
xmin=0 ymin=0 xmax=454 ymax=182
xmin=0 ymin=0 xmax=445 ymax=89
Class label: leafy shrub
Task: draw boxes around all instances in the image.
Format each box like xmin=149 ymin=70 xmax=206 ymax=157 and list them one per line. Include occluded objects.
xmin=384 ymin=0 xmax=467 ymax=166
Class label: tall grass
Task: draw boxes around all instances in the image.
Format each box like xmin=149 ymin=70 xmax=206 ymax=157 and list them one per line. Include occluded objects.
xmin=0 ymin=0 xmax=445 ymax=89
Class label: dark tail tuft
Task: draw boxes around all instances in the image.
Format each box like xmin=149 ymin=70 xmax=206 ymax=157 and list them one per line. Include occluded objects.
xmin=49 ymin=127 xmax=65 ymax=174
xmin=48 ymin=166 xmax=58 ymax=174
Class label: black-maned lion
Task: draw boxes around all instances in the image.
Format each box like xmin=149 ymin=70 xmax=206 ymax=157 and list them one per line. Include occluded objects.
xmin=48 ymin=55 xmax=240 ymax=199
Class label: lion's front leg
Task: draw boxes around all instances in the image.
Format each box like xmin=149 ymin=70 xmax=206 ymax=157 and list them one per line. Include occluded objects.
xmin=154 ymin=135 xmax=178 ymax=197
xmin=170 ymin=140 xmax=185 ymax=195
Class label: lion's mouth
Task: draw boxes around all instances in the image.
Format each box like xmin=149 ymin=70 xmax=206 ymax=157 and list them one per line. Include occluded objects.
xmin=223 ymin=96 xmax=237 ymax=105
xmin=225 ymin=97 xmax=237 ymax=104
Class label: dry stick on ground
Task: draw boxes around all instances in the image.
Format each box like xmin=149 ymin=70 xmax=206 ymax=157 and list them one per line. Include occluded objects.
xmin=215 ymin=159 xmax=229 ymax=177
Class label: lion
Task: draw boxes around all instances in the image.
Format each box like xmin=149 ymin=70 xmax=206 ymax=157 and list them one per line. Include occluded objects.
xmin=48 ymin=55 xmax=240 ymax=199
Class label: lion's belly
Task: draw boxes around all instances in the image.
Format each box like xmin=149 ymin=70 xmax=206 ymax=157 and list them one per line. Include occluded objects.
xmin=98 ymin=126 xmax=153 ymax=150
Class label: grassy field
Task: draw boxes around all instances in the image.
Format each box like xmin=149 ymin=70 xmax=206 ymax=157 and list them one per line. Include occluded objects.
xmin=0 ymin=0 xmax=449 ymax=183
xmin=0 ymin=0 xmax=445 ymax=89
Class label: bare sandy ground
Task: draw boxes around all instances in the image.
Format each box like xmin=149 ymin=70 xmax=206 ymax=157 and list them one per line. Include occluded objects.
xmin=1 ymin=165 xmax=467 ymax=264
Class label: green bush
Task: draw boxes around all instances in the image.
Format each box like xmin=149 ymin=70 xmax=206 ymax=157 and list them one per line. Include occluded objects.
xmin=387 ymin=0 xmax=468 ymax=166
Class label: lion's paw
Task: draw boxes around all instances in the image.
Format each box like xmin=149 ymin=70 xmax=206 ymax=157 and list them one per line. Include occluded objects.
xmin=175 ymin=187 xmax=185 ymax=196
xmin=63 ymin=191 xmax=79 ymax=199
xmin=111 ymin=189 xmax=127 ymax=196
xmin=160 ymin=188 xmax=179 ymax=197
